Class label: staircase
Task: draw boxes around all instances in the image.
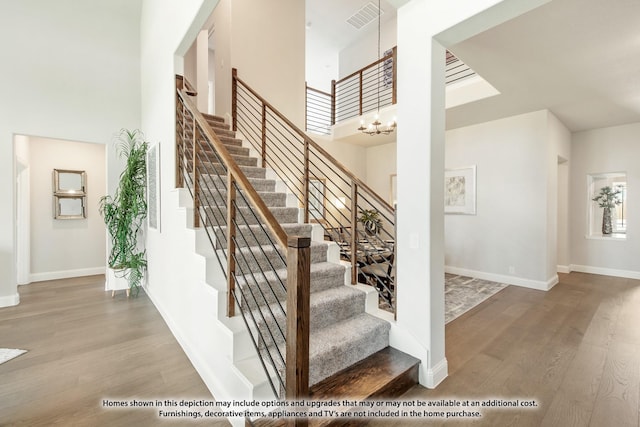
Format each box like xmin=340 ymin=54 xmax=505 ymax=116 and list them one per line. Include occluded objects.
xmin=198 ymin=113 xmax=397 ymax=389
xmin=175 ymin=74 xmax=419 ymax=424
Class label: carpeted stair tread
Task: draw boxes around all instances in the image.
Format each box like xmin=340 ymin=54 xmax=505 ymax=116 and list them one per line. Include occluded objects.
xmin=200 ymin=165 xmax=267 ymax=179
xmin=198 ymin=154 xmax=258 ymax=168
xmin=248 ymin=286 xmax=367 ymax=349
xmin=234 ymin=241 xmax=328 ymax=274
xmin=202 ymin=112 xmax=225 ymax=123
xmin=201 ymin=175 xmax=276 ymax=193
xmin=200 ymin=189 xmax=287 ymax=208
xmin=203 ymin=205 xmax=299 ymax=226
xmin=306 ymin=313 xmax=390 ymax=385
xmin=209 ymin=223 xmax=313 ymax=250
xmin=266 ymin=313 xmax=391 ymax=387
xmin=235 ymin=262 xmax=346 ymax=305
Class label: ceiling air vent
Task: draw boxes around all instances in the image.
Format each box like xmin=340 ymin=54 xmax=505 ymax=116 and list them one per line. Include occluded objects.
xmin=347 ymin=2 xmax=382 ymax=30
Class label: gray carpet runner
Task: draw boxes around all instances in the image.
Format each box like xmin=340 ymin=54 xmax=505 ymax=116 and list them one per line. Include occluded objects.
xmin=196 ymin=114 xmax=390 ymax=391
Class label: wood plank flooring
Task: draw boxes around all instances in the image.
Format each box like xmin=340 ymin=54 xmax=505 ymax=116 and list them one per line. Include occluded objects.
xmin=2 ymin=272 xmax=639 ymax=426
xmin=369 ymin=272 xmax=640 ymax=427
xmin=0 ymin=275 xmax=230 ymax=426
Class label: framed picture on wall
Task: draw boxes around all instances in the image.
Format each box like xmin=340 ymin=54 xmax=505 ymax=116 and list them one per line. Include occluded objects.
xmin=444 ymin=166 xmax=476 ymax=215
xmin=147 ymin=142 xmax=161 ymax=231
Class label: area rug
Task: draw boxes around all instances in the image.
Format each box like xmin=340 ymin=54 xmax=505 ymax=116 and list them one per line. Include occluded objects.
xmin=0 ymin=348 xmax=27 ymax=365
xmin=445 ymin=274 xmax=508 ymax=323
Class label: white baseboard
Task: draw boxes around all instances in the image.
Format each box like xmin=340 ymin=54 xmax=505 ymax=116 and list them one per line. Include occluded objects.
xmin=424 ymin=357 xmax=448 ymax=389
xmin=557 ymin=265 xmax=572 ymax=274
xmin=445 ymin=266 xmax=558 ymax=291
xmin=0 ymin=293 xmax=20 ymax=308
xmin=29 ymin=267 xmax=105 ymax=283
xmin=570 ymin=264 xmax=640 ymax=280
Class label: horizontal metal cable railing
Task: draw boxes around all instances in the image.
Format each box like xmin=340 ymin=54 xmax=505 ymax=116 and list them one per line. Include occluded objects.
xmin=175 ymin=75 xmax=310 ymax=400
xmin=305 ymin=84 xmax=332 ymax=135
xmin=233 ymin=70 xmax=397 ymax=314
xmin=446 ymin=50 xmax=476 ymax=85
xmin=304 ymin=47 xmax=397 ymax=133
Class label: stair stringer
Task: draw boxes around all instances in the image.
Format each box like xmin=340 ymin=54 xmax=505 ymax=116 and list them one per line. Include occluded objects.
xmin=144 ymin=187 xmax=281 ymax=427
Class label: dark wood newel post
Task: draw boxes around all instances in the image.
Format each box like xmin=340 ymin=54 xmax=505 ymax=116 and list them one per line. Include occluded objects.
xmin=231 ymin=68 xmax=238 ymax=132
xmin=285 ymin=236 xmax=311 ymax=409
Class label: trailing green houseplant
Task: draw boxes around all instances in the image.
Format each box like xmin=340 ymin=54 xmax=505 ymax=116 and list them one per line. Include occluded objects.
xmin=358 ymin=208 xmax=383 ymax=236
xmin=592 ymin=185 xmax=622 ymax=235
xmin=99 ymin=129 xmax=148 ymax=296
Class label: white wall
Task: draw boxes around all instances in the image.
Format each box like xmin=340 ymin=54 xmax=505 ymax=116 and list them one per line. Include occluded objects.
xmin=212 ymin=0 xmax=306 ymax=127
xmin=338 ymin=17 xmax=397 ymax=78
xmin=570 ymin=122 xmax=640 ymax=278
xmin=546 ymin=112 xmax=571 ymax=278
xmin=28 ymin=137 xmax=106 ymax=281
xmin=445 ymin=110 xmax=552 ymax=287
xmin=366 ymin=142 xmax=397 ymax=203
xmin=0 ymin=0 xmax=141 ymax=307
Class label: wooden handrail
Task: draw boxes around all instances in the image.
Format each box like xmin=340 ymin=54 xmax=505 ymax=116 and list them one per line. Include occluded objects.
xmin=305 ymin=85 xmax=332 ymax=98
xmin=234 ymin=72 xmax=394 ymax=214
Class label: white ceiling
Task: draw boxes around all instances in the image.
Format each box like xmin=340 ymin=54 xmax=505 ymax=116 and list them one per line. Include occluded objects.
xmin=307 ymin=0 xmax=640 ymax=133
xmin=305 ymin=0 xmax=398 ymax=52
xmin=445 ymin=0 xmax=640 ymax=132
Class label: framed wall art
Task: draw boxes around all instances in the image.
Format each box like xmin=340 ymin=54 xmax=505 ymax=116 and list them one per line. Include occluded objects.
xmin=444 ymin=166 xmax=476 ymax=215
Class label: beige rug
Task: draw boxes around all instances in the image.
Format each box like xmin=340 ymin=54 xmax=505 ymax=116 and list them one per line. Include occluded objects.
xmin=0 ymin=348 xmax=27 ymax=365
xmin=445 ymin=274 xmax=508 ymax=323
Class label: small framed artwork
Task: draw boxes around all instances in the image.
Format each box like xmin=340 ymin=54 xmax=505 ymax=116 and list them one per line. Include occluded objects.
xmin=444 ymin=166 xmax=476 ymax=215
xmin=147 ymin=142 xmax=161 ymax=231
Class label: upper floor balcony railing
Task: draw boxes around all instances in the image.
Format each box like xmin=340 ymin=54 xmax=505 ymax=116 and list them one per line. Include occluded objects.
xmin=306 ymin=49 xmax=477 ymax=135
xmin=306 ymin=47 xmax=397 ymax=135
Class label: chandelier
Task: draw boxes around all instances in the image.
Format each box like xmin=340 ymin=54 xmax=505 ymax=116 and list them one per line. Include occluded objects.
xmin=358 ymin=0 xmax=397 ymax=136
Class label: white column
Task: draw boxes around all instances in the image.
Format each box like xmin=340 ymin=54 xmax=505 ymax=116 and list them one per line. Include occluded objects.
xmin=395 ymin=0 xmax=548 ymax=388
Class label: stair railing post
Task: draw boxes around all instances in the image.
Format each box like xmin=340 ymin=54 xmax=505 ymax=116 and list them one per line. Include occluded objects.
xmin=227 ymin=172 xmax=237 ymax=317
xmin=261 ymin=103 xmax=267 ymax=168
xmin=350 ymin=183 xmax=358 ymax=285
xmin=303 ymin=139 xmax=310 ymax=223
xmin=231 ymin=68 xmax=238 ymax=132
xmin=192 ymin=124 xmax=201 ymax=228
xmin=330 ymin=79 xmax=336 ymax=126
xmin=304 ymin=82 xmax=308 ymax=132
xmin=285 ymin=236 xmax=311 ymax=406
xmin=392 ymin=46 xmax=398 ymax=105
xmin=358 ymin=71 xmax=363 ymax=117
xmin=175 ymin=76 xmax=184 ymax=189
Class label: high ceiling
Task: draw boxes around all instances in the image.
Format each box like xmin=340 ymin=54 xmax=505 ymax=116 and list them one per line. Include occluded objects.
xmin=446 ymin=0 xmax=640 ymax=132
xmin=308 ymin=0 xmax=640 ymax=133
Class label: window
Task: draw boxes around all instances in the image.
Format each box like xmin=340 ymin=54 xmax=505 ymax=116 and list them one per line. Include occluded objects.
xmin=588 ymin=172 xmax=627 ymax=239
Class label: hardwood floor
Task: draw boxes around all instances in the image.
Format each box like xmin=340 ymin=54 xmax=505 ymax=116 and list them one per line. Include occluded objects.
xmin=369 ymin=272 xmax=640 ymax=426
xmin=2 ymin=272 xmax=639 ymax=426
xmin=0 ymin=275 xmax=230 ymax=427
